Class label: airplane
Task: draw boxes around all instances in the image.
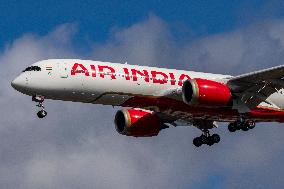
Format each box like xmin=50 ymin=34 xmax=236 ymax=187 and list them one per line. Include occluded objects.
xmin=11 ymin=59 xmax=284 ymax=147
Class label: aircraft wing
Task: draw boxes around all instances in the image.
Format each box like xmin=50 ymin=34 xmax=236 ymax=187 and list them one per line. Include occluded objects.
xmin=228 ymin=65 xmax=284 ymax=86
xmin=136 ymin=65 xmax=284 ymax=122
xmin=227 ymin=65 xmax=284 ymax=111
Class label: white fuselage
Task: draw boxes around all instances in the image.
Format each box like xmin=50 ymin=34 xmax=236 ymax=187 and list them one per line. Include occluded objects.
xmin=11 ymin=59 xmax=284 ymax=122
xmin=12 ymin=59 xmax=230 ymax=104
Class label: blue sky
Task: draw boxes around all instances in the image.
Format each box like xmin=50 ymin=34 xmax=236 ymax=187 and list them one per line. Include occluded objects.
xmin=2 ymin=0 xmax=283 ymax=48
xmin=2 ymin=1 xmax=284 ymax=189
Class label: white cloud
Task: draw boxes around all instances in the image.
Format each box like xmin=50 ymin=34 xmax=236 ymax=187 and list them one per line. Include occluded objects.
xmin=1 ymin=15 xmax=284 ymax=189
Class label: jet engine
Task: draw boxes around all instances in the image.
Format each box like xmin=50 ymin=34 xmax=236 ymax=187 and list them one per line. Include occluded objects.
xmin=114 ymin=109 xmax=162 ymax=137
xmin=182 ymin=78 xmax=232 ymax=107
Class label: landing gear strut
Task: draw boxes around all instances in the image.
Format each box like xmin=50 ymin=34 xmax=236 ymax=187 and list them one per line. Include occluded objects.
xmin=228 ymin=120 xmax=255 ymax=132
xmin=32 ymin=96 xmax=47 ymax=118
xmin=193 ymin=129 xmax=220 ymax=147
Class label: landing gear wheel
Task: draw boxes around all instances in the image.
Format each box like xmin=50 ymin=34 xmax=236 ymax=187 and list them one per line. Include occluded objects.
xmin=193 ymin=129 xmax=221 ymax=147
xmin=241 ymin=126 xmax=249 ymax=131
xmin=33 ymin=96 xmax=48 ymax=119
xmin=193 ymin=137 xmax=202 ymax=147
xmin=200 ymin=135 xmax=207 ymax=144
xmin=229 ymin=119 xmax=256 ymax=133
xmin=206 ymin=136 xmax=214 ymax=146
xmin=236 ymin=121 xmax=243 ymax=130
xmin=228 ymin=123 xmax=237 ymax=132
xmin=37 ymin=110 xmax=47 ymax=119
xmin=246 ymin=120 xmax=255 ymax=129
xmin=211 ymin=134 xmax=220 ymax=143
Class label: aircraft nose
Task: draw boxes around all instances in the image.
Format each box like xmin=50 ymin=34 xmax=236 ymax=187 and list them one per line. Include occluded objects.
xmin=11 ymin=76 xmax=26 ymax=91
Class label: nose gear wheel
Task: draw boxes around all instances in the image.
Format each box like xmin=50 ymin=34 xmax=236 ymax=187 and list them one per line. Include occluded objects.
xmin=33 ymin=96 xmax=47 ymax=118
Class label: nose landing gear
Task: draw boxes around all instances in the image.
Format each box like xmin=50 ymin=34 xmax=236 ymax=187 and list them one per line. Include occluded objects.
xmin=193 ymin=129 xmax=220 ymax=147
xmin=32 ymin=96 xmax=47 ymax=119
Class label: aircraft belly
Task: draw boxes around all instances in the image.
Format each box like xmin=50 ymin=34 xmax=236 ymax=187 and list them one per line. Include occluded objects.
xmin=93 ymin=93 xmax=133 ymax=105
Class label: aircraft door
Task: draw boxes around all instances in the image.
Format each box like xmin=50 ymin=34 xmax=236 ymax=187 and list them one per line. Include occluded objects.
xmin=58 ymin=63 xmax=68 ymax=78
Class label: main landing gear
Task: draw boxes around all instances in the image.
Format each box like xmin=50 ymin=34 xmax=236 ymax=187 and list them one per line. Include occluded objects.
xmin=32 ymin=96 xmax=47 ymax=119
xmin=228 ymin=120 xmax=255 ymax=132
xmin=193 ymin=129 xmax=220 ymax=147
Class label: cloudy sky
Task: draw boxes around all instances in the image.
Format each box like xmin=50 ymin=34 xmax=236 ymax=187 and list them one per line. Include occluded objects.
xmin=1 ymin=1 xmax=284 ymax=188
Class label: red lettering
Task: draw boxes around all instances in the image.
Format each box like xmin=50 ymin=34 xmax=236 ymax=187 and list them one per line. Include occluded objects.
xmin=90 ymin=65 xmax=96 ymax=77
xmin=178 ymin=74 xmax=191 ymax=86
xmin=151 ymin=71 xmax=168 ymax=84
xmin=98 ymin=65 xmax=116 ymax=79
xmin=71 ymin=63 xmax=89 ymax=76
xmin=169 ymin=73 xmax=176 ymax=85
xmin=131 ymin=69 xmax=150 ymax=82
xmin=123 ymin=68 xmax=131 ymax=80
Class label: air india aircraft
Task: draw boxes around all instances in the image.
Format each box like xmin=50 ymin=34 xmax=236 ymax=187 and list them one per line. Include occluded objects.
xmin=11 ymin=59 xmax=284 ymax=147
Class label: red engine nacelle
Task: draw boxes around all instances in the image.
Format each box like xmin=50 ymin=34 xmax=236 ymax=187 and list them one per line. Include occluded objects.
xmin=114 ymin=109 xmax=162 ymax=137
xmin=182 ymin=78 xmax=232 ymax=107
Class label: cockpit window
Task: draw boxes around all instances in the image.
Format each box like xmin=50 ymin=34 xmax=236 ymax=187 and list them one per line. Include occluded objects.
xmin=23 ymin=66 xmax=41 ymax=72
